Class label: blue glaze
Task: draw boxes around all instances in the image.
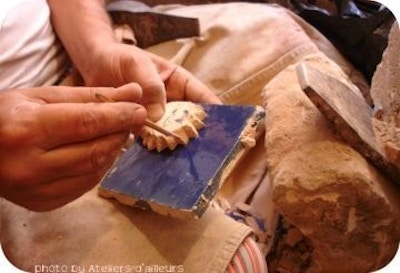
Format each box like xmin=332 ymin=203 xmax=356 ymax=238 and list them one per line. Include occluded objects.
xmin=100 ymin=104 xmax=257 ymax=212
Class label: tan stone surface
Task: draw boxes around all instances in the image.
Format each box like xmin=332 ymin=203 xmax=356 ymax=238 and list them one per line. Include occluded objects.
xmin=297 ymin=62 xmax=400 ymax=184
xmin=371 ymin=23 xmax=400 ymax=170
xmin=263 ymin=54 xmax=400 ymax=272
xmin=371 ymin=22 xmax=400 ymax=126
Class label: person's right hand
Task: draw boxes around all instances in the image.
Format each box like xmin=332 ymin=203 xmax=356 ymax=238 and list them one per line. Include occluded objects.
xmin=0 ymin=83 xmax=146 ymax=211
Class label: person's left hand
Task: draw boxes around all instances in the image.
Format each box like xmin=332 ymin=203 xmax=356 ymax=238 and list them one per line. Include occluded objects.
xmin=80 ymin=43 xmax=221 ymax=121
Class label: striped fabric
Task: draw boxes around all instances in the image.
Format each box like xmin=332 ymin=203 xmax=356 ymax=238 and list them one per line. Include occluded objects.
xmin=226 ymin=236 xmax=268 ymax=273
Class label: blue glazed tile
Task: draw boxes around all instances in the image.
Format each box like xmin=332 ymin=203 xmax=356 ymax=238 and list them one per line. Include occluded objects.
xmin=99 ymin=104 xmax=262 ymax=217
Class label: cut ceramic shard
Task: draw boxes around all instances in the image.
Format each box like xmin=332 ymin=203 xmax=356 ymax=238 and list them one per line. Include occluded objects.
xmin=140 ymin=101 xmax=207 ymax=152
xmin=99 ymin=104 xmax=265 ymax=219
xmin=239 ymin=106 xmax=265 ymax=148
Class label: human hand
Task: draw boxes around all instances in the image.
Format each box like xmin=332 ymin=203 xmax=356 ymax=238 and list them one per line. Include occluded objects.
xmin=81 ymin=43 xmax=220 ymax=121
xmin=0 ymin=83 xmax=146 ymax=211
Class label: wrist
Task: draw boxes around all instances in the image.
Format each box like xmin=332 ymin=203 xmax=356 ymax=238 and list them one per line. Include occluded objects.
xmin=81 ymin=42 xmax=151 ymax=87
xmin=77 ymin=38 xmax=118 ymax=86
xmin=48 ymin=0 xmax=117 ymax=85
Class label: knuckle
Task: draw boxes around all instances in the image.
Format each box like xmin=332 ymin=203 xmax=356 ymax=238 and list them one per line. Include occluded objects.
xmin=90 ymin=143 xmax=115 ymax=171
xmin=0 ymin=167 xmax=37 ymax=191
xmin=89 ymin=135 xmax=126 ymax=172
xmin=117 ymin=109 xmax=135 ymax=127
xmin=143 ymin=82 xmax=165 ymax=98
xmin=0 ymin=124 xmax=30 ymax=147
xmin=78 ymin=109 xmax=104 ymax=137
xmin=0 ymin=105 xmax=37 ymax=146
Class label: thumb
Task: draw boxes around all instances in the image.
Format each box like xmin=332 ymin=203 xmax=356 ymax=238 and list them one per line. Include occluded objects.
xmin=142 ymin=81 xmax=166 ymax=121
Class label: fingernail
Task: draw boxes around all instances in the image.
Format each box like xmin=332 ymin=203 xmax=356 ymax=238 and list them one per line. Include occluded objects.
xmin=146 ymin=103 xmax=165 ymax=121
xmin=132 ymin=106 xmax=147 ymax=123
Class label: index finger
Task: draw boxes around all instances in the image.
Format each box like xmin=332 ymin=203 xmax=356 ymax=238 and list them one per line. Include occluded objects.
xmin=36 ymin=102 xmax=146 ymax=149
xmin=22 ymin=83 xmax=143 ymax=104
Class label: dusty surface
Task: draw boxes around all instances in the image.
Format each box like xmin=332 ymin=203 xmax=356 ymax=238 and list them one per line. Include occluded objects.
xmin=371 ymin=22 xmax=400 ymax=127
xmin=263 ymin=53 xmax=400 ymax=272
xmin=371 ymin=22 xmax=400 ymax=168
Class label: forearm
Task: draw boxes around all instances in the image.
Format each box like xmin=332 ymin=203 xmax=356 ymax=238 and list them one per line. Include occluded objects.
xmin=47 ymin=0 xmax=116 ymax=79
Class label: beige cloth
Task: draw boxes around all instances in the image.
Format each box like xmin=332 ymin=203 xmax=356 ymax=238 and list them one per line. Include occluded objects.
xmin=0 ymin=3 xmax=368 ymax=273
xmin=150 ymin=3 xmax=367 ymax=104
xmin=1 ymin=191 xmax=250 ymax=273
xmin=149 ymin=2 xmax=368 ymax=257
